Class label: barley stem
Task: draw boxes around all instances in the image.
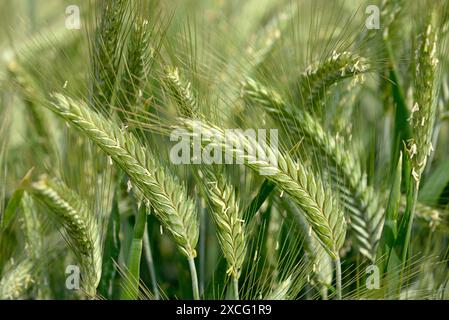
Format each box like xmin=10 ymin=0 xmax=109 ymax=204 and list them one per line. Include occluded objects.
xmin=121 ymin=204 xmax=147 ymax=300
xmin=188 ymin=257 xmax=200 ymax=300
xmin=199 ymin=205 xmax=206 ymax=297
xmin=232 ymin=277 xmax=240 ymax=300
xmin=335 ymin=256 xmax=342 ymax=300
xmin=143 ymin=226 xmax=159 ymax=300
xmin=402 ymin=181 xmax=420 ymax=266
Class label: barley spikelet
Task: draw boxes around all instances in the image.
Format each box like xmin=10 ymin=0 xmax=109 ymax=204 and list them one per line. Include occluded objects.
xmin=163 ymin=66 xmax=198 ymax=118
xmin=124 ymin=19 xmax=151 ymax=96
xmin=407 ymin=23 xmax=439 ymax=182
xmin=0 ymin=258 xmax=34 ymax=300
xmin=242 ymin=79 xmax=382 ymax=260
xmin=20 ymin=193 xmax=51 ymax=298
xmin=415 ymin=202 xmax=444 ymax=229
xmin=248 ymin=2 xmax=296 ymax=68
xmin=20 ymin=193 xmax=44 ymax=257
xmin=93 ymin=0 xmax=127 ymax=109
xmin=380 ymin=0 xmax=405 ymax=40
xmin=163 ymin=67 xmax=244 ymax=273
xmin=7 ymin=60 xmax=54 ymax=156
xmin=48 ymin=93 xmax=199 ymax=259
xmin=295 ymin=51 xmax=368 ymax=110
xmin=266 ymin=276 xmax=292 ymax=300
xmin=178 ymin=119 xmax=346 ymax=259
xmin=400 ymin=196 xmax=446 ymax=230
xmin=118 ymin=18 xmax=153 ymax=118
xmin=30 ymin=176 xmax=102 ymax=295
xmin=308 ymin=237 xmax=333 ymax=297
xmin=202 ymin=168 xmax=246 ymax=279
xmin=286 ymin=200 xmax=333 ymax=296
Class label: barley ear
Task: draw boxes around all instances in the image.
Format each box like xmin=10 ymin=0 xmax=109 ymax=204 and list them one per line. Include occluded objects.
xmin=295 ymin=51 xmax=368 ymax=110
xmin=163 ymin=66 xmax=198 ymax=118
xmin=400 ymin=196 xmax=445 ymax=231
xmin=179 ymin=119 xmax=346 ymax=260
xmin=20 ymin=193 xmax=51 ymax=299
xmin=307 ymin=235 xmax=333 ymax=298
xmin=381 ymin=0 xmax=405 ymax=40
xmin=407 ymin=23 xmax=439 ymax=182
xmin=92 ymin=0 xmax=128 ymax=110
xmin=118 ymin=17 xmax=153 ymax=119
xmin=242 ymin=78 xmax=382 ymax=260
xmin=163 ymin=67 xmax=245 ymax=279
xmin=202 ymin=167 xmax=246 ymax=280
xmin=249 ymin=2 xmax=296 ymax=69
xmin=20 ymin=193 xmax=44 ymax=260
xmin=48 ymin=93 xmax=199 ymax=259
xmin=7 ymin=60 xmax=54 ymax=156
xmin=0 ymin=258 xmax=34 ymax=300
xmin=266 ymin=276 xmax=292 ymax=300
xmin=30 ymin=176 xmax=102 ymax=296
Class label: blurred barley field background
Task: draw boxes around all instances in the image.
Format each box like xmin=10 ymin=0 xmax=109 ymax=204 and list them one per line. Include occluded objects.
xmin=0 ymin=0 xmax=449 ymax=300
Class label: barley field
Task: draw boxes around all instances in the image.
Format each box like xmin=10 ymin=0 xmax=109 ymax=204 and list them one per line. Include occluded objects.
xmin=0 ymin=0 xmax=449 ymax=301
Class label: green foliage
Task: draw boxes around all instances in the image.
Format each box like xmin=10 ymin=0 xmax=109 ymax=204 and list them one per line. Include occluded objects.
xmin=0 ymin=0 xmax=448 ymax=300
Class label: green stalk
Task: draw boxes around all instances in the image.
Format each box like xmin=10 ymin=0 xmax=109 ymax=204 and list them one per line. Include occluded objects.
xmin=393 ymin=179 xmax=419 ymax=297
xmin=335 ymin=257 xmax=342 ymax=300
xmin=232 ymin=277 xmax=240 ymax=300
xmin=188 ymin=257 xmax=200 ymax=300
xmin=98 ymin=191 xmax=121 ymax=299
xmin=121 ymin=205 xmax=147 ymax=300
xmin=199 ymin=205 xmax=206 ymax=297
xmin=383 ymin=35 xmax=412 ymax=177
xmin=377 ymin=153 xmax=402 ymax=272
xmin=143 ymin=226 xmax=159 ymax=300
xmin=401 ymin=181 xmax=420 ymax=266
